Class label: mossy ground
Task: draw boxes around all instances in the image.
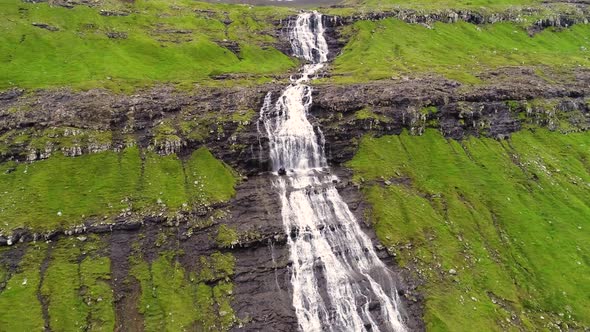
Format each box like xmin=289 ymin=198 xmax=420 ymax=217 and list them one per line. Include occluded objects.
xmin=0 ymin=236 xmax=115 ymax=331
xmin=130 ymin=249 xmax=237 ymax=331
xmin=0 ymin=146 xmax=237 ymax=232
xmin=41 ymin=236 xmax=115 ymax=331
xmin=348 ymin=129 xmax=590 ymax=331
xmin=0 ymin=243 xmax=47 ymax=331
xmin=331 ymin=19 xmax=590 ymax=84
xmin=0 ymin=233 xmax=237 ymax=331
xmin=0 ymin=0 xmax=295 ymax=91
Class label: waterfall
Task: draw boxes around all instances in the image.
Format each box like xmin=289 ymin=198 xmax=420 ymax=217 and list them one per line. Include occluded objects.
xmin=259 ymin=11 xmax=407 ymax=332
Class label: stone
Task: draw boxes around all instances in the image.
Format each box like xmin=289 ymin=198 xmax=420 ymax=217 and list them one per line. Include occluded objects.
xmin=32 ymin=22 xmax=59 ymax=31
xmin=106 ymin=32 xmax=128 ymax=39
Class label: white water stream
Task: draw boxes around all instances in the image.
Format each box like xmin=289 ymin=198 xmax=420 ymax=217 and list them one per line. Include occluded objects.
xmin=259 ymin=12 xmax=407 ymax=332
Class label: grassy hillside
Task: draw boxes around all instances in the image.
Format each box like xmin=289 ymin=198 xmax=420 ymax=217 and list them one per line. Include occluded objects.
xmin=331 ymin=19 xmax=590 ymax=83
xmin=0 ymin=235 xmax=236 ymax=331
xmin=0 ymin=0 xmax=295 ymax=91
xmin=0 ymin=147 xmax=237 ymax=232
xmin=348 ymin=129 xmax=590 ymax=331
xmin=2 ymin=0 xmax=588 ymax=90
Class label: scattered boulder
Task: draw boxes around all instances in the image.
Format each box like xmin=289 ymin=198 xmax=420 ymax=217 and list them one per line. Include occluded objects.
xmin=100 ymin=10 xmax=130 ymax=17
xmin=32 ymin=22 xmax=59 ymax=31
xmin=106 ymin=31 xmax=128 ymax=39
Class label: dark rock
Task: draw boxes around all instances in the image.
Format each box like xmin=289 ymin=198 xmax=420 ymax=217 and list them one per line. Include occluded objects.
xmin=277 ymin=167 xmax=287 ymax=176
xmin=100 ymin=10 xmax=130 ymax=17
xmin=0 ymin=89 xmax=23 ymax=101
xmin=216 ymin=40 xmax=241 ymax=58
xmin=31 ymin=22 xmax=59 ymax=31
xmin=157 ymin=29 xmax=192 ymax=34
xmin=106 ymin=32 xmax=128 ymax=39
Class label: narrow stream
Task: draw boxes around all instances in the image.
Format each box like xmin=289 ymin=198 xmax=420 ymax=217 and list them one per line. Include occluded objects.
xmin=259 ymin=12 xmax=407 ymax=332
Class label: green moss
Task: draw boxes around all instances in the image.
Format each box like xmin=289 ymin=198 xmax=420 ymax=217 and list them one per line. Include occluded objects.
xmin=0 ymin=146 xmax=237 ymax=232
xmin=216 ymin=224 xmax=239 ymax=248
xmin=42 ymin=239 xmax=88 ymax=330
xmin=231 ymin=109 xmax=256 ymax=123
xmin=197 ymin=252 xmax=236 ymax=283
xmin=186 ymin=147 xmax=238 ymax=205
xmin=134 ymin=252 xmax=199 ymax=331
xmin=130 ymin=250 xmax=236 ymax=331
xmin=178 ymin=120 xmax=209 ymax=142
xmin=348 ymin=129 xmax=590 ymax=330
xmin=0 ymin=243 xmax=46 ymax=330
xmin=142 ymin=151 xmax=188 ymax=209
xmin=420 ymin=106 xmax=439 ymax=115
xmin=0 ymin=127 xmax=114 ymax=160
xmin=332 ymin=19 xmax=590 ymax=84
xmin=39 ymin=236 xmax=114 ymax=331
xmin=213 ymin=282 xmax=237 ymax=330
xmin=354 ymin=107 xmax=391 ymax=122
xmin=152 ymin=121 xmax=181 ymax=145
xmin=80 ymin=254 xmax=115 ymax=331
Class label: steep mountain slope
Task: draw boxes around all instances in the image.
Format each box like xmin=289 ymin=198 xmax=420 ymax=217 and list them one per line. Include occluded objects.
xmin=0 ymin=0 xmax=589 ymax=331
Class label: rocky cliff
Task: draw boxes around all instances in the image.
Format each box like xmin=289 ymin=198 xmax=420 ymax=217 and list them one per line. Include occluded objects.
xmin=1 ymin=64 xmax=588 ymax=329
xmin=0 ymin=2 xmax=589 ymax=330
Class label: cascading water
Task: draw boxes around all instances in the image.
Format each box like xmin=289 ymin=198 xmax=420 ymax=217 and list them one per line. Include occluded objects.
xmin=259 ymin=11 xmax=407 ymax=332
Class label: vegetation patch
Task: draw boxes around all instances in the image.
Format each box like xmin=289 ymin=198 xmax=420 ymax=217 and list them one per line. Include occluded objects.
xmin=216 ymin=224 xmax=240 ymax=248
xmin=0 ymin=243 xmax=46 ymax=330
xmin=348 ymin=129 xmax=590 ymax=331
xmin=41 ymin=236 xmax=114 ymax=331
xmin=354 ymin=107 xmax=391 ymax=122
xmin=331 ymin=19 xmax=590 ymax=84
xmin=0 ymin=127 xmax=113 ymax=161
xmin=130 ymin=250 xmax=237 ymax=331
xmin=0 ymin=147 xmax=237 ymax=232
xmin=0 ymin=0 xmax=295 ymax=91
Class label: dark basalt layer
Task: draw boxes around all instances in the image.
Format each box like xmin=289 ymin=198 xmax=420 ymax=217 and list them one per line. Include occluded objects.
xmin=3 ymin=68 xmax=587 ymax=169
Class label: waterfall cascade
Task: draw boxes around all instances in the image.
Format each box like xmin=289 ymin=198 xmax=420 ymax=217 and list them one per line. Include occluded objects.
xmin=259 ymin=11 xmax=407 ymax=332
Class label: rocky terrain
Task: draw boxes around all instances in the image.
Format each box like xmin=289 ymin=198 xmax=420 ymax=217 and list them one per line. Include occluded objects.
xmin=0 ymin=1 xmax=589 ymax=331
xmin=1 ymin=67 xmax=588 ymax=329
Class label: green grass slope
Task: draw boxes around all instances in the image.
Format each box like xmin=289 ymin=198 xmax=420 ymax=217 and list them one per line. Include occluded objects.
xmin=0 ymin=0 xmax=294 ymax=91
xmin=331 ymin=19 xmax=590 ymax=83
xmin=0 ymin=235 xmax=237 ymax=331
xmin=130 ymin=250 xmax=236 ymax=331
xmin=0 ymin=147 xmax=237 ymax=232
xmin=348 ymin=129 xmax=590 ymax=331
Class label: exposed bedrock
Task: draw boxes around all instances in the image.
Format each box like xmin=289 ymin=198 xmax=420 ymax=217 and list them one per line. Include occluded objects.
xmin=0 ymin=70 xmax=588 ymax=329
xmin=2 ymin=69 xmax=588 ymax=170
